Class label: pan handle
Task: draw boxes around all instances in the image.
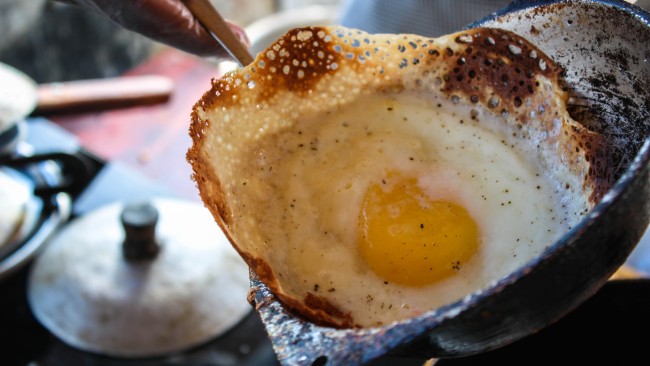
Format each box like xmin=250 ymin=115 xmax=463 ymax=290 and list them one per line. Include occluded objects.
xmin=0 ymin=151 xmax=97 ymax=197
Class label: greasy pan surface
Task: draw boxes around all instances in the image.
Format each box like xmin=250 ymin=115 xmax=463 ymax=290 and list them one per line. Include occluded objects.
xmin=197 ymin=0 xmax=650 ymax=364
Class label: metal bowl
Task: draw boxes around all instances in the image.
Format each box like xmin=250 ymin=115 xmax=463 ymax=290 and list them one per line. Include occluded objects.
xmin=248 ymin=0 xmax=650 ymax=364
xmin=0 ymin=163 xmax=71 ymax=281
xmin=0 ymin=150 xmax=98 ymax=281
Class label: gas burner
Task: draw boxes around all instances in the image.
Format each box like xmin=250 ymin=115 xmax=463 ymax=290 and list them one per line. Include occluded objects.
xmin=0 ymin=121 xmax=25 ymax=156
xmin=0 ymin=119 xmax=280 ymax=366
xmin=0 ymin=144 xmax=100 ymax=280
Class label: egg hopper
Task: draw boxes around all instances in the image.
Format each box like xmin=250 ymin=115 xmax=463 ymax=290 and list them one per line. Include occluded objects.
xmin=188 ymin=0 xmax=650 ymax=364
xmin=27 ymin=198 xmax=251 ymax=358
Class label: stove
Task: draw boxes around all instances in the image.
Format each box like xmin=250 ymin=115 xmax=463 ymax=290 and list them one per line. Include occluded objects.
xmin=0 ymin=119 xmax=279 ymax=366
xmin=1 ymin=119 xmax=650 ymax=365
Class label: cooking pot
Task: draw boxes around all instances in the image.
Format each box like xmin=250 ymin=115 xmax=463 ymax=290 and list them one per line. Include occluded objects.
xmin=0 ymin=63 xmax=96 ymax=279
xmin=245 ymin=0 xmax=650 ymax=364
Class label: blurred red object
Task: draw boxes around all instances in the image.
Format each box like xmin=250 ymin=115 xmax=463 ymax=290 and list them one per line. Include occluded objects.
xmin=50 ymin=48 xmax=222 ymax=201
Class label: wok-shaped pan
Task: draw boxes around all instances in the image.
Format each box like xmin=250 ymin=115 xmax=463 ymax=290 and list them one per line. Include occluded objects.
xmin=248 ymin=0 xmax=650 ymax=364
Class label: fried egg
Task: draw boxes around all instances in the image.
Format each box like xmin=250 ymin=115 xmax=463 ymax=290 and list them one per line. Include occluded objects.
xmin=242 ymin=93 xmax=576 ymax=327
xmin=188 ymin=26 xmax=611 ymax=328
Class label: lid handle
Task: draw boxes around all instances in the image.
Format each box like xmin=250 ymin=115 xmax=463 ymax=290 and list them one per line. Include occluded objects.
xmin=121 ymin=202 xmax=160 ymax=261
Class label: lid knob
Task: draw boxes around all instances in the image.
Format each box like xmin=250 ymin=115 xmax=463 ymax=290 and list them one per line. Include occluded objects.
xmin=121 ymin=202 xmax=160 ymax=261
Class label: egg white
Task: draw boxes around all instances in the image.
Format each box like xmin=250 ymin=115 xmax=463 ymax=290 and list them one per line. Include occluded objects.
xmin=240 ymin=92 xmax=573 ymax=327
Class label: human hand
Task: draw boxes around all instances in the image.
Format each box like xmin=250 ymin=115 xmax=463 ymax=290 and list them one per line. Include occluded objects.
xmin=54 ymin=0 xmax=249 ymax=58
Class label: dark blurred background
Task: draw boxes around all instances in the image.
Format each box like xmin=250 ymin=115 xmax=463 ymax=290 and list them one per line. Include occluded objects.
xmin=3 ymin=0 xmax=647 ymax=83
xmin=0 ymin=0 xmax=153 ymax=82
xmin=0 ymin=0 xmax=325 ymax=82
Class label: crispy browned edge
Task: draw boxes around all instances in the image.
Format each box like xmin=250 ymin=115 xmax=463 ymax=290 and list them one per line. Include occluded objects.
xmin=187 ymin=26 xmax=615 ymax=328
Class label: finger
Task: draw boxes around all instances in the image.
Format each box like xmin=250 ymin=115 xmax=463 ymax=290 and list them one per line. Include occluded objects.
xmin=225 ymin=19 xmax=251 ymax=50
xmin=127 ymin=0 xmax=235 ymax=57
xmin=89 ymin=0 xmax=249 ymax=58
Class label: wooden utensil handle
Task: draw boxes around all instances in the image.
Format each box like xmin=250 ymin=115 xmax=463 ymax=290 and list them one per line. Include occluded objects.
xmin=34 ymin=75 xmax=174 ymax=115
xmin=182 ymin=0 xmax=254 ymax=66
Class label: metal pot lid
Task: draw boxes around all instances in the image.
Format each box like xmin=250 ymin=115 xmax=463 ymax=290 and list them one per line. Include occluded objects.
xmin=27 ymin=198 xmax=251 ymax=358
xmin=0 ymin=168 xmax=32 ymax=251
xmin=0 ymin=62 xmax=37 ymax=134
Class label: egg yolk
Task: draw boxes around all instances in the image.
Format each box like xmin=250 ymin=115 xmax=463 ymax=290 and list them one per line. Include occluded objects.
xmin=358 ymin=175 xmax=479 ymax=286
